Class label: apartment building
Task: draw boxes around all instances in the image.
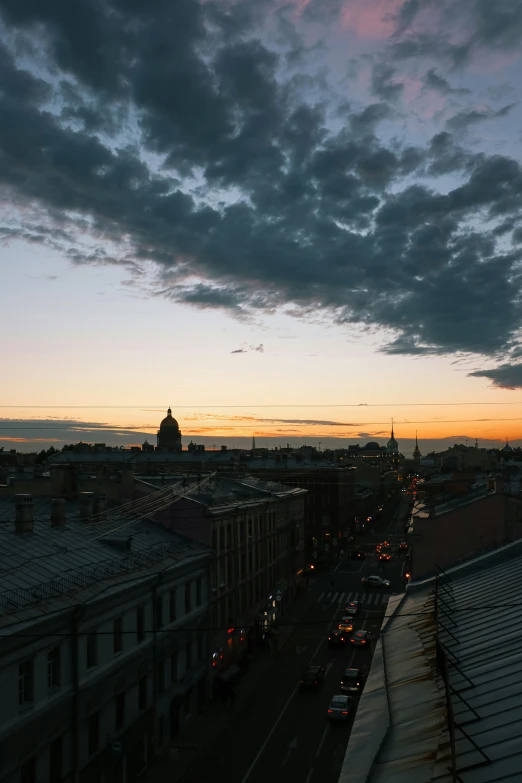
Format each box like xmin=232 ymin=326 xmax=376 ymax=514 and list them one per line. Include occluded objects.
xmin=0 ymin=492 xmax=211 ymax=783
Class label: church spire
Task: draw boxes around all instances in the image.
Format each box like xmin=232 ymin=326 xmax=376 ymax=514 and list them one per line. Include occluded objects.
xmin=391 ymin=417 xmax=394 ymax=438
xmin=415 ymin=430 xmax=418 ymax=450
xmin=252 ymin=434 xmax=256 ymax=450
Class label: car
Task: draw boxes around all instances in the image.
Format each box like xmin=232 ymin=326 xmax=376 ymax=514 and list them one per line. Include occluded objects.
xmin=350 ymin=630 xmax=371 ymax=647
xmin=344 ymin=600 xmax=359 ymax=616
xmin=327 ymin=694 xmax=354 ymax=721
xmin=328 ymin=630 xmax=346 ymax=647
xmin=375 ymin=543 xmax=383 ymax=553
xmin=379 ymin=553 xmax=391 ymax=562
xmin=382 ymin=541 xmax=390 ymax=547
xmin=338 ymin=617 xmax=354 ymax=633
xmin=300 ymin=665 xmax=326 ymax=688
xmin=399 ymin=541 xmax=409 ymax=551
xmin=339 ymin=668 xmax=365 ymax=694
xmin=349 ymin=550 xmax=366 ymax=560
xmin=362 ymin=575 xmax=391 ymax=588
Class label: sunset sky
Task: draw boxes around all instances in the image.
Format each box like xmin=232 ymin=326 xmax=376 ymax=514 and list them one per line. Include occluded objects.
xmin=2 ymin=0 xmax=522 ymax=453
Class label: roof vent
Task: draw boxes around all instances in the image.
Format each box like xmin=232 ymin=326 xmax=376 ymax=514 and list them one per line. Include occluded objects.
xmin=15 ymin=494 xmax=34 ymax=534
xmin=51 ymin=498 xmax=66 ymax=528
xmin=80 ymin=491 xmax=94 ymax=522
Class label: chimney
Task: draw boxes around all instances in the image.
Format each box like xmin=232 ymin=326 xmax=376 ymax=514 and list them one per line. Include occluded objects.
xmin=93 ymin=493 xmax=106 ymax=519
xmin=495 ymin=476 xmax=504 ymax=495
xmin=51 ymin=498 xmax=67 ymax=528
xmin=80 ymin=491 xmax=94 ymax=522
xmin=15 ymin=494 xmax=34 ymax=534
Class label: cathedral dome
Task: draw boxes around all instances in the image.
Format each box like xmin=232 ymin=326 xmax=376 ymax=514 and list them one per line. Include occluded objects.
xmin=365 ymin=442 xmax=380 ymax=450
xmin=160 ymin=408 xmax=179 ymax=429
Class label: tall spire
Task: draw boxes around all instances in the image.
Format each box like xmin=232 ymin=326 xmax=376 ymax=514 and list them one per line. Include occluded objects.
xmin=252 ymin=434 xmax=256 ymax=450
xmin=391 ymin=417 xmax=394 ymax=438
xmin=415 ymin=430 xmax=418 ymax=449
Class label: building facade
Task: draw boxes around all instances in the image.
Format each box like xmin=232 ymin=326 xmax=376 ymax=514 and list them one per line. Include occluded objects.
xmin=133 ymin=474 xmax=306 ymax=669
xmin=0 ymin=493 xmax=211 ymax=783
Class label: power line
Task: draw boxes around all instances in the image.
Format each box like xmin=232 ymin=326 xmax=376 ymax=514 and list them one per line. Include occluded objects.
xmin=1 ymin=403 xmax=522 ymax=408
xmin=1 ymin=604 xmax=520 ymax=638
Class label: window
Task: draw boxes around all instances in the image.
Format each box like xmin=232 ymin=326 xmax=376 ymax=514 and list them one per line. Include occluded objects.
xmin=47 ymin=646 xmax=60 ymax=689
xmin=186 ymin=641 xmax=192 ymax=670
xmin=138 ymin=676 xmax=147 ymax=711
xmin=322 ymin=514 xmax=330 ymax=527
xmin=18 ymin=659 xmax=33 ymax=706
xmin=169 ymin=589 xmax=177 ymax=622
xmin=197 ymin=634 xmax=204 ymax=662
xmin=157 ymin=660 xmax=165 ymax=692
xmin=156 ymin=595 xmax=163 ymax=629
xmin=184 ymin=582 xmax=191 ymax=613
xmin=170 ymin=652 xmax=178 ymax=684
xmin=115 ymin=691 xmax=125 ymax=730
xmin=136 ymin=606 xmax=145 ymax=643
xmin=49 ymin=735 xmax=63 ymax=783
xmin=86 ymin=631 xmax=98 ymax=668
xmin=114 ymin=616 xmax=123 ymax=654
xmin=20 ymin=757 xmax=35 ymax=783
xmin=88 ymin=711 xmax=99 ymax=756
xmin=196 ymin=578 xmax=202 ymax=607
xmin=212 ymin=527 xmax=217 ymax=550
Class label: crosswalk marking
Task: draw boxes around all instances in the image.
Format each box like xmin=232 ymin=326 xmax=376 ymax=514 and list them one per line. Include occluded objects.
xmin=317 ymin=590 xmax=390 ymax=607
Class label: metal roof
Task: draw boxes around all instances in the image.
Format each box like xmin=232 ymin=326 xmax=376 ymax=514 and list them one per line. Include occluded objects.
xmin=340 ymin=541 xmax=522 ymax=783
xmin=0 ymin=495 xmax=209 ymax=626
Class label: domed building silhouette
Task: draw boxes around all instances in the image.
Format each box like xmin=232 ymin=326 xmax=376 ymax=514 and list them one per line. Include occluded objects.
xmin=157 ymin=408 xmax=182 ymax=452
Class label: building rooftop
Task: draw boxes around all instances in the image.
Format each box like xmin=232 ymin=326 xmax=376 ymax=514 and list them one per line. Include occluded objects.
xmin=0 ymin=493 xmax=210 ymax=628
xmin=340 ymin=539 xmax=522 ymax=783
xmin=136 ymin=473 xmax=307 ymax=512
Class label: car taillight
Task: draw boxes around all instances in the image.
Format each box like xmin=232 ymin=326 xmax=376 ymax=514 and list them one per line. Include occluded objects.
xmin=342 ymin=711 xmax=349 ymax=714
xmin=328 ymin=709 xmax=333 ymax=713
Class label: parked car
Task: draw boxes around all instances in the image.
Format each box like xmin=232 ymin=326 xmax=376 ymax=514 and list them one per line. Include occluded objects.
xmin=362 ymin=575 xmax=390 ymax=588
xmin=327 ymin=694 xmax=354 ymax=721
xmin=300 ymin=665 xmax=326 ymax=689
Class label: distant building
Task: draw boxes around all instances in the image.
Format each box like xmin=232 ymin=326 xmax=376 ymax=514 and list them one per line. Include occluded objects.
xmin=413 ymin=432 xmax=421 ymax=466
xmin=157 ymin=408 xmax=182 ymax=452
xmin=386 ymin=420 xmax=399 ymax=454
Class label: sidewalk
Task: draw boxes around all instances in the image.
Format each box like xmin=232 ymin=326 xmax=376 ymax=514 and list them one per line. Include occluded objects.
xmin=143 ymin=589 xmax=313 ymax=783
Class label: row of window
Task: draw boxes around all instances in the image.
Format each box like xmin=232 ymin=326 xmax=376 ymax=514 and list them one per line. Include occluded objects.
xmin=19 ymin=642 xmax=207 ymax=780
xmin=211 ymin=513 xmax=279 ymax=551
xmin=19 ymin=646 xmax=60 ymax=705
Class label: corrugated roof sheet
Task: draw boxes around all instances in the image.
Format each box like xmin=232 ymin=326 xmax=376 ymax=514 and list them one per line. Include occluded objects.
xmin=340 ymin=541 xmax=522 ymax=783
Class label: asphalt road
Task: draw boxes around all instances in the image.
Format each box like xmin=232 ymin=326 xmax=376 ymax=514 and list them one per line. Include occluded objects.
xmin=179 ymin=496 xmax=411 ymax=783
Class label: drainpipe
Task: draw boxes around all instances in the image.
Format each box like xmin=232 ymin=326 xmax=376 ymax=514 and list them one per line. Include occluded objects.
xmin=152 ymin=574 xmax=161 ymax=759
xmin=72 ymin=604 xmax=85 ymax=783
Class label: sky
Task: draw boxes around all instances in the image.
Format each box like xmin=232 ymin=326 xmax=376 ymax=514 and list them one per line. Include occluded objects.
xmin=2 ymin=0 xmax=522 ymax=453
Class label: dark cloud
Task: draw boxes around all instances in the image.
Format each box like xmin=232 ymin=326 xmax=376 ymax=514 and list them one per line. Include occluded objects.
xmin=469 ymin=364 xmax=522 ymax=390
xmin=446 ymin=103 xmax=517 ymax=132
xmin=370 ymin=63 xmax=403 ymax=102
xmin=1 ymin=0 xmax=522 ymax=374
xmin=422 ymin=68 xmax=470 ymax=95
xmin=231 ymin=344 xmax=264 ymax=354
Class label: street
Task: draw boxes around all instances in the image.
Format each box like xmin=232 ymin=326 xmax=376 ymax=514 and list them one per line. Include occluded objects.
xmin=175 ymin=496 xmax=410 ymax=783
